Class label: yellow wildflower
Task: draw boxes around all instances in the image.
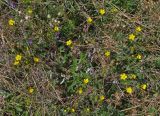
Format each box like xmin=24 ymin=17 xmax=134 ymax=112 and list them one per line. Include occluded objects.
xmin=71 ymin=108 xmax=75 ymax=113
xmin=28 ymin=87 xmax=34 ymax=94
xmin=141 ymin=84 xmax=147 ymax=90
xmin=130 ymin=74 xmax=136 ymax=79
xmin=99 ymin=9 xmax=105 ymax=15
xmin=64 ymin=109 xmax=67 ymax=113
xmin=126 ymin=87 xmax=133 ymax=94
xmin=136 ymin=54 xmax=142 ymax=60
xmin=53 ymin=26 xmax=59 ymax=32
xmin=87 ymin=17 xmax=93 ymax=24
xmin=78 ymin=88 xmax=83 ymax=94
xmin=66 ymin=40 xmax=72 ymax=46
xmin=105 ymin=51 xmax=110 ymax=57
xmin=136 ymin=26 xmax=142 ymax=32
xmin=33 ymin=57 xmax=39 ymax=63
xmin=15 ymin=54 xmax=22 ymax=61
xmin=130 ymin=46 xmax=134 ymax=52
xmin=86 ymin=108 xmax=90 ymax=112
xmin=100 ymin=95 xmax=105 ymax=101
xmin=26 ymin=47 xmax=29 ymax=51
xmin=83 ymin=78 xmax=89 ymax=84
xmin=8 ymin=19 xmax=15 ymax=26
xmin=120 ymin=73 xmax=127 ymax=80
xmin=111 ymin=7 xmax=118 ymax=13
xmin=13 ymin=60 xmax=20 ymax=65
xmin=129 ymin=34 xmax=135 ymax=41
xmin=27 ymin=8 xmax=33 ymax=14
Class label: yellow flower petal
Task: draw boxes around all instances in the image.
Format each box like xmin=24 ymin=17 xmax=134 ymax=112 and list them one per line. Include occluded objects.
xmin=130 ymin=74 xmax=136 ymax=79
xmin=120 ymin=73 xmax=127 ymax=80
xmin=28 ymin=87 xmax=34 ymax=94
xmin=8 ymin=19 xmax=15 ymax=26
xmin=13 ymin=60 xmax=20 ymax=65
xmin=53 ymin=26 xmax=59 ymax=32
xmin=136 ymin=54 xmax=142 ymax=60
xmin=83 ymin=78 xmax=89 ymax=84
xmin=126 ymin=87 xmax=133 ymax=94
xmin=129 ymin=34 xmax=135 ymax=41
xmin=71 ymin=108 xmax=75 ymax=113
xmin=66 ymin=40 xmax=72 ymax=46
xmin=99 ymin=9 xmax=105 ymax=15
xmin=105 ymin=51 xmax=110 ymax=57
xmin=15 ymin=54 xmax=22 ymax=61
xmin=100 ymin=95 xmax=105 ymax=101
xmin=78 ymin=88 xmax=83 ymax=94
xmin=141 ymin=84 xmax=147 ymax=90
xmin=86 ymin=108 xmax=90 ymax=112
xmin=87 ymin=17 xmax=93 ymax=24
xmin=34 ymin=57 xmax=39 ymax=63
xmin=136 ymin=26 xmax=142 ymax=32
xmin=28 ymin=8 xmax=33 ymax=14
xmin=111 ymin=7 xmax=118 ymax=13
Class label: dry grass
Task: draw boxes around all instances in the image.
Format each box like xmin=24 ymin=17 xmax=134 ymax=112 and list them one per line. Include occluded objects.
xmin=0 ymin=0 xmax=160 ymax=115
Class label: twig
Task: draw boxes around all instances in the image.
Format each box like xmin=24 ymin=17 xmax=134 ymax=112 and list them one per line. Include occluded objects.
xmin=120 ymin=105 xmax=141 ymax=112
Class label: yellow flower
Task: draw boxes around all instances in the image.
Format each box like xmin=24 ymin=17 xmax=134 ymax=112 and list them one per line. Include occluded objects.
xmin=34 ymin=57 xmax=39 ymax=63
xmin=86 ymin=108 xmax=90 ymax=112
xmin=136 ymin=26 xmax=142 ymax=32
xmin=64 ymin=109 xmax=67 ymax=113
xmin=8 ymin=19 xmax=15 ymax=26
xmin=26 ymin=47 xmax=29 ymax=51
xmin=120 ymin=73 xmax=127 ymax=80
xmin=136 ymin=54 xmax=142 ymax=60
xmin=87 ymin=17 xmax=93 ymax=24
xmin=99 ymin=9 xmax=105 ymax=15
xmin=129 ymin=34 xmax=135 ymax=41
xmin=27 ymin=8 xmax=33 ymax=14
xmin=13 ymin=60 xmax=20 ymax=65
xmin=66 ymin=40 xmax=72 ymax=46
xmin=111 ymin=7 xmax=118 ymax=13
xmin=105 ymin=51 xmax=110 ymax=57
xmin=28 ymin=87 xmax=34 ymax=94
xmin=100 ymin=95 xmax=105 ymax=101
xmin=53 ymin=26 xmax=59 ymax=32
xmin=130 ymin=74 xmax=136 ymax=79
xmin=25 ymin=98 xmax=31 ymax=106
xmin=126 ymin=87 xmax=133 ymax=94
xmin=78 ymin=88 xmax=83 ymax=94
xmin=130 ymin=46 xmax=134 ymax=52
xmin=141 ymin=84 xmax=147 ymax=90
xmin=83 ymin=78 xmax=89 ymax=84
xmin=71 ymin=108 xmax=75 ymax=113
xmin=15 ymin=54 xmax=22 ymax=61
